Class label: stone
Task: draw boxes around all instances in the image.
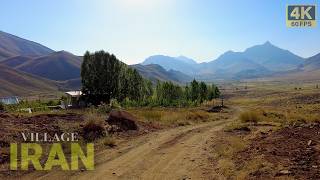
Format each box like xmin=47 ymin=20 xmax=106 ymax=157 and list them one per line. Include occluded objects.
xmin=107 ymin=110 xmax=138 ymax=131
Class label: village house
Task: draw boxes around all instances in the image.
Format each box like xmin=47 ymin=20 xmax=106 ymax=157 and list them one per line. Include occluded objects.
xmin=0 ymin=96 xmax=20 ymax=105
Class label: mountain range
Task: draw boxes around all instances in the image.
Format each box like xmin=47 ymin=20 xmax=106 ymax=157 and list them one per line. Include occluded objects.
xmin=142 ymin=41 xmax=306 ymax=80
xmin=0 ymin=30 xmax=319 ymax=97
xmin=0 ymin=31 xmax=190 ymax=96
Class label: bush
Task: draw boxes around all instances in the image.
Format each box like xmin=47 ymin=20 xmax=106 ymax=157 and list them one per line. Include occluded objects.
xmin=97 ymin=104 xmax=112 ymax=114
xmin=224 ymin=122 xmax=251 ymax=132
xmin=110 ymin=99 xmax=121 ymax=109
xmin=0 ymin=102 xmax=4 ymax=111
xmin=239 ymin=111 xmax=261 ymax=123
xmin=46 ymin=100 xmax=59 ymax=106
xmin=82 ymin=115 xmax=106 ymax=141
xmin=103 ymin=136 xmax=116 ymax=147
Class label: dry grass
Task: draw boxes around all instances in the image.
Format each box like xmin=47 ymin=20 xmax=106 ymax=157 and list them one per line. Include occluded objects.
xmin=214 ymin=80 xmax=320 ymax=179
xmin=82 ymin=113 xmax=106 ymax=141
xmin=224 ymin=121 xmax=250 ymax=132
xmin=210 ymin=134 xmax=248 ymax=178
xmin=239 ymin=110 xmax=261 ymax=123
xmin=216 ymin=159 xmax=235 ymax=177
xmin=103 ymin=136 xmax=116 ymax=148
xmin=213 ymin=136 xmax=247 ymax=159
xmin=127 ymin=107 xmax=220 ymax=126
xmin=235 ymin=156 xmax=275 ymax=180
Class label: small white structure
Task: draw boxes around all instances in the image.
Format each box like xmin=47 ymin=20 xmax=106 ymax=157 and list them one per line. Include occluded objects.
xmin=64 ymin=91 xmax=83 ymax=108
xmin=65 ymin=91 xmax=83 ymax=97
xmin=0 ymin=96 xmax=20 ymax=105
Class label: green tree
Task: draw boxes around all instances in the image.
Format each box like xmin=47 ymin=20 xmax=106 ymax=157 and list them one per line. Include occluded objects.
xmin=199 ymin=82 xmax=208 ymax=102
xmin=208 ymin=84 xmax=220 ymax=100
xmin=184 ymin=84 xmax=191 ymax=100
xmin=0 ymin=102 xmax=4 ymax=111
xmin=81 ymin=51 xmax=132 ymax=104
xmin=118 ymin=66 xmax=129 ymax=101
xmin=190 ymin=79 xmax=199 ymax=101
xmin=143 ymin=79 xmax=153 ymax=100
xmin=214 ymin=85 xmax=221 ymax=98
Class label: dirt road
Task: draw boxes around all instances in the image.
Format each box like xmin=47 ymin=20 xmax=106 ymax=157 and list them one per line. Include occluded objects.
xmin=25 ymin=119 xmax=231 ymax=180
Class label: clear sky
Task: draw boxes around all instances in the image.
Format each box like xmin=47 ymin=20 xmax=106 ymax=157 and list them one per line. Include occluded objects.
xmin=0 ymin=0 xmax=319 ymax=64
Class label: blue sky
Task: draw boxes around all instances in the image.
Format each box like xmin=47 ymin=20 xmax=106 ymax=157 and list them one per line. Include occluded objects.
xmin=0 ymin=0 xmax=319 ymax=64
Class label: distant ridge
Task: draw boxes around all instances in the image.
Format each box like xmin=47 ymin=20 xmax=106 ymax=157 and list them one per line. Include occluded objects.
xmin=142 ymin=42 xmax=305 ymax=80
xmin=142 ymin=55 xmax=198 ymax=75
xmin=303 ymin=53 xmax=320 ymax=71
xmin=16 ymin=51 xmax=82 ymax=81
xmin=0 ymin=64 xmax=58 ymax=96
xmin=131 ymin=64 xmax=192 ymax=84
xmin=0 ymin=31 xmax=54 ymax=61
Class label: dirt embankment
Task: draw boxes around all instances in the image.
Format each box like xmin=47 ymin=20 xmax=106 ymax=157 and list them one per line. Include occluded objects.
xmin=238 ymin=122 xmax=320 ymax=179
xmin=0 ymin=113 xmax=83 ymax=143
xmin=0 ymin=113 xmax=84 ymax=172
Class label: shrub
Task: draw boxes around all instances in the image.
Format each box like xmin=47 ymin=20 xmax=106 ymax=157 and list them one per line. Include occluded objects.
xmin=82 ymin=114 xmax=106 ymax=141
xmin=46 ymin=100 xmax=59 ymax=106
xmin=97 ymin=104 xmax=112 ymax=114
xmin=239 ymin=111 xmax=261 ymax=123
xmin=103 ymin=136 xmax=116 ymax=147
xmin=110 ymin=99 xmax=121 ymax=109
xmin=0 ymin=102 xmax=4 ymax=111
xmin=224 ymin=122 xmax=251 ymax=132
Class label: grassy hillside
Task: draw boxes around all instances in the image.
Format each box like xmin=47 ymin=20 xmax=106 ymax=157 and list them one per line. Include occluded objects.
xmin=6 ymin=51 xmax=82 ymax=81
xmin=0 ymin=65 xmax=58 ymax=97
xmin=1 ymin=55 xmax=33 ymax=67
xmin=0 ymin=31 xmax=53 ymax=61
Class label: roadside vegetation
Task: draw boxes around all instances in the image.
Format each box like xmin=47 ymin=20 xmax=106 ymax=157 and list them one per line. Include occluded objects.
xmin=3 ymin=99 xmax=60 ymax=113
xmin=0 ymin=102 xmax=4 ymax=111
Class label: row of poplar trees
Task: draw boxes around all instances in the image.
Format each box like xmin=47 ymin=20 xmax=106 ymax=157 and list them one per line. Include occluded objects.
xmin=81 ymin=51 xmax=220 ymax=106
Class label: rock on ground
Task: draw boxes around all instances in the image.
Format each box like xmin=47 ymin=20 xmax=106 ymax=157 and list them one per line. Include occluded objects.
xmin=107 ymin=110 xmax=138 ymax=131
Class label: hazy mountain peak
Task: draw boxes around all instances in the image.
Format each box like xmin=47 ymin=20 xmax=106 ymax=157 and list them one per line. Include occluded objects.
xmin=176 ymin=56 xmax=197 ymax=64
xmin=142 ymin=55 xmax=197 ymax=75
xmin=223 ymin=50 xmax=235 ymax=55
xmin=131 ymin=63 xmax=192 ymax=83
xmin=264 ymin=41 xmax=272 ymax=45
xmin=243 ymin=41 xmax=304 ymax=71
xmin=218 ymin=50 xmax=242 ymax=58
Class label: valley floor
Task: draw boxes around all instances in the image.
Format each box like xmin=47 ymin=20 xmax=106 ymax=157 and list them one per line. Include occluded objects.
xmin=2 ymin=80 xmax=320 ymax=179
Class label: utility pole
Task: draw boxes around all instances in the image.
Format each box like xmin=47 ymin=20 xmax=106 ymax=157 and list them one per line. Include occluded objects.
xmin=221 ymin=97 xmax=224 ymax=107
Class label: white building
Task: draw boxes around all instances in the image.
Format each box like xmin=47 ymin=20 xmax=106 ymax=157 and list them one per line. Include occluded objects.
xmin=0 ymin=96 xmax=20 ymax=105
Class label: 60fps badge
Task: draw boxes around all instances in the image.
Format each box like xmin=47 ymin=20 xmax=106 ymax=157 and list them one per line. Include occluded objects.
xmin=286 ymin=5 xmax=316 ymax=27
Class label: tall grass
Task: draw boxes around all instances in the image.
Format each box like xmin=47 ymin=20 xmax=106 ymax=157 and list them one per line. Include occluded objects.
xmin=239 ymin=110 xmax=261 ymax=123
xmin=82 ymin=112 xmax=106 ymax=141
xmin=128 ymin=108 xmax=215 ymax=126
xmin=4 ymin=99 xmax=60 ymax=113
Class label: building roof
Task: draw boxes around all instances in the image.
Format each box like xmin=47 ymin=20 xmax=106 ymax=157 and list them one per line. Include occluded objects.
xmin=65 ymin=91 xmax=82 ymax=97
